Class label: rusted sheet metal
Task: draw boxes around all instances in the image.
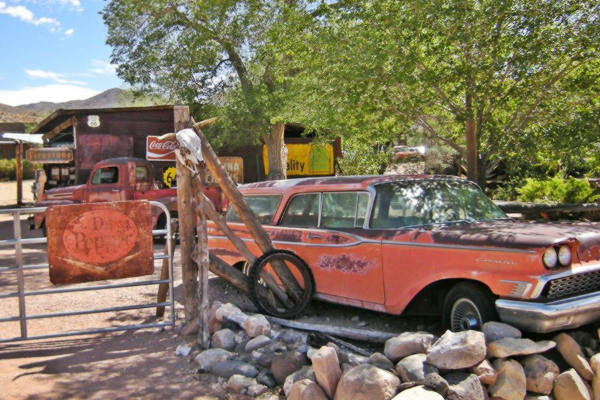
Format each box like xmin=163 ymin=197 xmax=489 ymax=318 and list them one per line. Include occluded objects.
xmin=46 ymin=200 xmax=153 ymax=284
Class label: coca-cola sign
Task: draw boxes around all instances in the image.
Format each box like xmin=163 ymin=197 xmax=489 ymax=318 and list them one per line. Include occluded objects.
xmin=146 ymin=135 xmax=179 ymax=161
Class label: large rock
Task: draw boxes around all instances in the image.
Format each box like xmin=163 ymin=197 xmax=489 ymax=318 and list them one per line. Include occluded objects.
xmin=426 ymin=330 xmax=486 ymax=370
xmin=488 ymin=358 xmax=527 ymax=400
xmin=334 ymin=364 xmax=400 ymax=400
xmin=521 ymin=354 xmax=560 ymax=395
xmin=245 ymin=334 xmax=272 ymax=352
xmin=555 ymin=333 xmax=594 ymax=381
xmin=395 ymin=353 xmax=438 ymax=382
xmin=482 ymin=321 xmax=521 ymax=343
xmin=243 ymin=314 xmax=271 ymax=338
xmin=470 ymin=359 xmax=497 ymax=385
xmin=310 ymin=345 xmax=342 ymax=398
xmin=270 ymin=349 xmax=307 ymax=384
xmin=369 ymin=352 xmax=396 ymax=372
xmin=212 ymin=328 xmax=236 ymax=350
xmin=487 ymin=338 xmax=555 ymax=358
xmin=215 ymin=302 xmax=248 ymax=325
xmin=445 ymin=372 xmax=487 ymax=400
xmin=392 ymin=385 xmax=444 ymax=400
xmin=283 ymin=366 xmax=315 ymax=397
xmin=424 ymin=373 xmax=449 ymax=397
xmin=553 ymin=369 xmax=592 ymax=400
xmin=288 ymin=379 xmax=328 ymax=400
xmin=589 ymin=353 xmax=600 ymax=400
xmin=194 ymin=348 xmax=235 ymax=371
xmin=226 ymin=374 xmax=256 ymax=392
xmin=209 ymin=360 xmax=259 ymax=378
xmin=384 ymin=332 xmax=437 ymax=362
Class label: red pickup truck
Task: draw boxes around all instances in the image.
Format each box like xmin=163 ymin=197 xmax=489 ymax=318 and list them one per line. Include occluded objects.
xmin=31 ymin=157 xmax=225 ymax=233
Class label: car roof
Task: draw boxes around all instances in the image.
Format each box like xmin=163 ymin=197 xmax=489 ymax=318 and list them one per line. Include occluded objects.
xmin=238 ymin=175 xmax=468 ymax=194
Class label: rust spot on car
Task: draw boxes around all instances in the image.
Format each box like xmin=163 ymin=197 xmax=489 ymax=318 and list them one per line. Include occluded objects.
xmin=317 ymin=254 xmax=374 ymax=275
xmin=323 ymin=234 xmax=351 ymax=244
xmin=271 ymin=230 xmax=303 ymax=242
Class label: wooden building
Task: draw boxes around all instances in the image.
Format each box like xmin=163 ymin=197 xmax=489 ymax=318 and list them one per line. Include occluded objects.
xmin=32 ymin=105 xmax=341 ymax=189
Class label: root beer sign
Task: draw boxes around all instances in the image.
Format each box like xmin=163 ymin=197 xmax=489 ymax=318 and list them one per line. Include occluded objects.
xmin=46 ymin=201 xmax=153 ymax=284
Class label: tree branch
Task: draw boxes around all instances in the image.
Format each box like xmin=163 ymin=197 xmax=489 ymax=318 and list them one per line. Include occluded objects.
xmin=417 ymin=116 xmax=466 ymax=157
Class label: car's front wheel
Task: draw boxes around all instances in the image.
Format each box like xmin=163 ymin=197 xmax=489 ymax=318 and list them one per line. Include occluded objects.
xmin=442 ymin=282 xmax=496 ymax=331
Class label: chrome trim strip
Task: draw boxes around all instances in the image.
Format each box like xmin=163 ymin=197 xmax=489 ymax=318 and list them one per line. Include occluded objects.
xmin=381 ymin=240 xmax=535 ymax=254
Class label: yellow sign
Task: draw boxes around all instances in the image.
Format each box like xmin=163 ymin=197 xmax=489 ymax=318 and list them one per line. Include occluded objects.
xmin=263 ymin=143 xmax=334 ymax=176
xmin=162 ymin=167 xmax=176 ymax=187
xmin=162 ymin=157 xmax=244 ymax=187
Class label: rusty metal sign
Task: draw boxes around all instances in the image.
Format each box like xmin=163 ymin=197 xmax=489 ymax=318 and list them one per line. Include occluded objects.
xmin=46 ymin=200 xmax=153 ymax=284
xmin=26 ymin=147 xmax=73 ymax=164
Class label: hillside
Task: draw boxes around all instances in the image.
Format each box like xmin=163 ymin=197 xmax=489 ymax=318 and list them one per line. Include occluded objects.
xmin=0 ymin=88 xmax=164 ymax=125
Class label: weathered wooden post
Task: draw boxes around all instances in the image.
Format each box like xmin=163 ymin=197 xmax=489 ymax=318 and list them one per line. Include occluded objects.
xmin=175 ymin=153 xmax=199 ymax=322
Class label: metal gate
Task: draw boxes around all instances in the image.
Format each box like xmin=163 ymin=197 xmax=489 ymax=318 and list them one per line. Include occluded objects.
xmin=0 ymin=201 xmax=175 ymax=343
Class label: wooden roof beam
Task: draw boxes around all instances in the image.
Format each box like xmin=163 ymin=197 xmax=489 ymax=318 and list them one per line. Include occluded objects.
xmin=42 ymin=116 xmax=77 ymax=141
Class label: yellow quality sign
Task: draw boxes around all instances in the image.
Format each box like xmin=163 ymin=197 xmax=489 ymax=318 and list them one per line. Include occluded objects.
xmin=263 ymin=143 xmax=334 ymax=176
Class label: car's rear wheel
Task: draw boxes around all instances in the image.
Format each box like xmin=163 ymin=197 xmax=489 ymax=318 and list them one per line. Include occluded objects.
xmin=248 ymin=249 xmax=313 ymax=318
xmin=443 ymin=282 xmax=496 ymax=331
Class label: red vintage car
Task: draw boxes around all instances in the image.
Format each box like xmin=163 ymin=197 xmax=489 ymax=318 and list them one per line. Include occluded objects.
xmin=207 ymin=175 xmax=600 ymax=333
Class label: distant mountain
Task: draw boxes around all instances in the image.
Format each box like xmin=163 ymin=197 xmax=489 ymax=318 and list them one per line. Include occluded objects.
xmin=0 ymin=88 xmax=164 ymax=124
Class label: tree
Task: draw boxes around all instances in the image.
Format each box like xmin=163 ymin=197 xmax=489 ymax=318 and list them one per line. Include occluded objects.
xmin=277 ymin=0 xmax=599 ymax=186
xmin=102 ymin=0 xmax=292 ymax=179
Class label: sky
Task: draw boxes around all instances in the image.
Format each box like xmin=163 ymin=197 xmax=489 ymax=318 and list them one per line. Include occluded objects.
xmin=0 ymin=0 xmax=125 ymax=106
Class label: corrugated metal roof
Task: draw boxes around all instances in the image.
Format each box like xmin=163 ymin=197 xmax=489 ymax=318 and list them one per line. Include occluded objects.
xmin=0 ymin=133 xmax=44 ymax=144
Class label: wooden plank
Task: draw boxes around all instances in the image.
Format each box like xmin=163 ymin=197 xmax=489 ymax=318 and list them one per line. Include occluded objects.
xmin=266 ymin=316 xmax=397 ymax=344
xmin=194 ymin=176 xmax=256 ymax=264
xmin=176 ymin=156 xmax=199 ymax=322
xmin=192 ymin=120 xmax=304 ymax=303
xmin=42 ymin=116 xmax=76 ymax=141
xmin=209 ymin=253 xmax=250 ymax=293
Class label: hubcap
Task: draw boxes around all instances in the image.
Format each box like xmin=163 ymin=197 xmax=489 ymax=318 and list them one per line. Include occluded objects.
xmin=450 ymin=298 xmax=482 ymax=331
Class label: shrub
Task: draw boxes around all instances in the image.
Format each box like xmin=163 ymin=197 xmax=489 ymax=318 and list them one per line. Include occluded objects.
xmin=0 ymin=159 xmax=38 ymax=180
xmin=517 ymin=176 xmax=599 ymax=203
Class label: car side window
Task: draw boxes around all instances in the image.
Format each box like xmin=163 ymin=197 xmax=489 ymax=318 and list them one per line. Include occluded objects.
xmin=91 ymin=167 xmax=119 ymax=185
xmin=135 ymin=166 xmax=149 ymax=183
xmin=321 ymin=192 xmax=369 ymax=228
xmin=280 ymin=193 xmax=320 ymax=227
xmin=226 ymin=195 xmax=281 ymax=225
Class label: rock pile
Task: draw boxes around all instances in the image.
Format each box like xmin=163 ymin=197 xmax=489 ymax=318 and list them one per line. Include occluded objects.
xmin=176 ymin=302 xmax=600 ymax=400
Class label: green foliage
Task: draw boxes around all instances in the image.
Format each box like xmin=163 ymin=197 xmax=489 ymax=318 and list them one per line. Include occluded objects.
xmin=517 ymin=176 xmax=598 ymax=204
xmin=0 ymin=159 xmax=37 ymax=180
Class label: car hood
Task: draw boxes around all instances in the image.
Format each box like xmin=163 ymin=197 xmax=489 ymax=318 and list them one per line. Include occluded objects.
xmin=43 ymin=184 xmax=85 ymax=200
xmin=430 ymin=220 xmax=600 ymax=261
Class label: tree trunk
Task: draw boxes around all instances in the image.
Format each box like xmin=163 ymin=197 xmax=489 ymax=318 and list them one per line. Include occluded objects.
xmin=263 ymin=122 xmax=287 ymax=180
xmin=465 ymin=93 xmax=478 ymax=183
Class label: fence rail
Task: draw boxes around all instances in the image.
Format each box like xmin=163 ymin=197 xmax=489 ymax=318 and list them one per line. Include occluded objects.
xmin=0 ymin=201 xmax=175 ymax=343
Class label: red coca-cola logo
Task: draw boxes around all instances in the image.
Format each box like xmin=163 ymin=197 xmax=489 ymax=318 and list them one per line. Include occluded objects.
xmin=149 ymin=141 xmax=178 ymax=150
xmin=63 ymin=210 xmax=138 ymax=265
xmin=147 ymin=136 xmax=178 ymax=161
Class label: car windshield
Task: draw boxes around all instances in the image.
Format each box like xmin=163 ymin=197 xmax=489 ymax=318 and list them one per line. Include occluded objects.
xmin=371 ymin=180 xmax=507 ymax=228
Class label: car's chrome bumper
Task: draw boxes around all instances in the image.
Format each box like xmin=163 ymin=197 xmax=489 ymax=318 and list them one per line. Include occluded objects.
xmin=496 ymin=291 xmax=600 ymax=333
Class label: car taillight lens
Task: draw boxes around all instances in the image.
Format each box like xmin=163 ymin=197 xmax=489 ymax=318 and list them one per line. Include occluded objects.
xmin=543 ymin=247 xmax=558 ymax=269
xmin=558 ymin=245 xmax=572 ymax=266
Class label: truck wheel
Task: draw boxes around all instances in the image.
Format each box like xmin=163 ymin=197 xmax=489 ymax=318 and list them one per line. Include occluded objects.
xmin=443 ymin=283 xmax=496 ymax=331
xmin=249 ymin=250 xmax=313 ymax=318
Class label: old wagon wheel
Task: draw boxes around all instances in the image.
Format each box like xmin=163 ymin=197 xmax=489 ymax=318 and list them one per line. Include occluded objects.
xmin=248 ymin=249 xmax=313 ymax=318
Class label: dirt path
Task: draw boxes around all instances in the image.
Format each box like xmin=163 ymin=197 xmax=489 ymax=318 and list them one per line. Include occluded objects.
xmin=0 ymin=179 xmax=35 ymax=207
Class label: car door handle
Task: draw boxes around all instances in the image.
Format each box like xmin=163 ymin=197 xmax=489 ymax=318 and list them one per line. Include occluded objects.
xmin=307 ymin=233 xmax=322 ymax=240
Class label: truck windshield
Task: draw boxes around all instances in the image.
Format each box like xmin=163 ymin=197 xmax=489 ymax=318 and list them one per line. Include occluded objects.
xmin=371 ymin=180 xmax=507 ymax=228
xmin=226 ymin=195 xmax=282 ymax=225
